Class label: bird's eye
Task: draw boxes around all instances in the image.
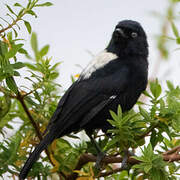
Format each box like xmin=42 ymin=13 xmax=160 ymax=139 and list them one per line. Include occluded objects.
xmin=131 ymin=32 xmax=138 ymax=38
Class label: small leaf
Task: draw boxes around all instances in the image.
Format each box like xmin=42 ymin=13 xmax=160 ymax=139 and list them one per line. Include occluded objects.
xmin=11 ymin=62 xmax=25 ymax=69
xmin=14 ymin=71 xmax=20 ymax=76
xmin=5 ymin=44 xmax=23 ymax=59
xmin=150 ymin=79 xmax=161 ymax=99
xmin=14 ymin=3 xmax=22 ymax=7
xmin=39 ymin=45 xmax=49 ymax=57
xmin=139 ymin=106 xmax=151 ymax=122
xmin=24 ymin=96 xmax=38 ymax=107
xmin=35 ymin=2 xmax=53 ymax=7
xmin=17 ymin=9 xmax=24 ymax=17
xmin=143 ymin=90 xmax=153 ymax=98
xmin=13 ymin=28 xmax=18 ymax=37
xmin=6 ymin=77 xmax=18 ymax=94
xmin=144 ymin=164 xmax=152 ymax=173
xmin=7 ymin=32 xmax=13 ymax=41
xmin=0 ymin=40 xmax=8 ymax=56
xmin=0 ymin=94 xmax=11 ymax=119
xmin=6 ymin=4 xmax=16 ymax=16
xmin=166 ymin=80 xmax=174 ymax=91
xmin=109 ymin=110 xmax=118 ymax=121
xmin=117 ymin=105 xmax=122 ymax=119
xmin=31 ymin=32 xmax=39 ymax=59
xmin=176 ymin=37 xmax=180 ymax=44
xmin=27 ymin=10 xmax=37 ymax=18
xmin=49 ymin=72 xmax=59 ymax=80
xmin=24 ymin=21 xmax=32 ymax=34
xmin=24 ymin=63 xmax=37 ymax=71
xmin=171 ymin=21 xmax=179 ymax=38
xmin=18 ymin=48 xmax=28 ymax=55
xmin=150 ymin=129 xmax=157 ymax=149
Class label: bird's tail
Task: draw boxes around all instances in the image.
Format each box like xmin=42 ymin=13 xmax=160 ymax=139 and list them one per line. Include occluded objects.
xmin=19 ymin=132 xmax=55 ymax=180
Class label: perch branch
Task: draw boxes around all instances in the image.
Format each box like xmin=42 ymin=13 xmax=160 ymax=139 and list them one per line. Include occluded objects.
xmin=67 ymin=145 xmax=180 ymax=179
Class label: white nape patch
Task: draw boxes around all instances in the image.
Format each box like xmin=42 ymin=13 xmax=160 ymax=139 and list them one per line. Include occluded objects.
xmin=80 ymin=50 xmax=118 ymax=79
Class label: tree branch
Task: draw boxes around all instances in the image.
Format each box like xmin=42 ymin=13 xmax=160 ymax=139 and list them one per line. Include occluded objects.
xmin=0 ymin=2 xmax=37 ymax=36
xmin=163 ymin=145 xmax=180 ymax=162
xmin=67 ymin=145 xmax=180 ymax=179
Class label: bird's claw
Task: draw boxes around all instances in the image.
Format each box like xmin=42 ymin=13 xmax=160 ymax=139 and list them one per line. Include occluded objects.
xmin=95 ymin=151 xmax=106 ymax=169
xmin=121 ymin=150 xmax=135 ymax=170
xmin=121 ymin=154 xmax=128 ymax=170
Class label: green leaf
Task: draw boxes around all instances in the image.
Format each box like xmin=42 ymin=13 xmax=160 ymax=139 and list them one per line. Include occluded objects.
xmin=27 ymin=10 xmax=37 ymax=18
xmin=139 ymin=106 xmax=151 ymax=122
xmin=144 ymin=164 xmax=152 ymax=173
xmin=18 ymin=48 xmax=28 ymax=55
xmin=171 ymin=21 xmax=179 ymax=38
xmin=176 ymin=37 xmax=180 ymax=44
xmin=104 ymin=136 xmax=120 ymax=150
xmin=14 ymin=3 xmax=22 ymax=7
xmin=143 ymin=90 xmax=153 ymax=98
xmin=11 ymin=62 xmax=25 ymax=69
xmin=0 ymin=73 xmax=6 ymax=81
xmin=13 ymin=28 xmax=18 ymax=37
xmin=17 ymin=9 xmax=24 ymax=17
xmin=107 ymin=119 xmax=118 ymax=127
xmin=7 ymin=32 xmax=13 ymax=41
xmin=0 ymin=94 xmax=11 ymax=120
xmin=24 ymin=21 xmax=32 ymax=34
xmin=5 ymin=44 xmax=23 ymax=59
xmin=49 ymin=72 xmax=59 ymax=80
xmin=35 ymin=2 xmax=53 ymax=7
xmin=24 ymin=63 xmax=37 ymax=71
xmin=117 ymin=105 xmax=122 ymax=119
xmin=50 ymin=62 xmax=62 ymax=71
xmin=150 ymin=79 xmax=162 ymax=99
xmin=150 ymin=129 xmax=157 ymax=149
xmin=27 ymin=0 xmax=32 ymax=9
xmin=5 ymin=77 xmax=18 ymax=94
xmin=39 ymin=45 xmax=49 ymax=57
xmin=24 ymin=96 xmax=38 ymax=107
xmin=166 ymin=80 xmax=174 ymax=91
xmin=31 ymin=32 xmax=39 ymax=60
xmin=0 ymin=40 xmax=8 ymax=56
xmin=14 ymin=71 xmax=20 ymax=76
xmin=6 ymin=4 xmax=16 ymax=16
xmin=109 ymin=110 xmax=118 ymax=121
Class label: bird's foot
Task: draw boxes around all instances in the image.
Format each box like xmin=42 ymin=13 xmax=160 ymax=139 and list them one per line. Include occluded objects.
xmin=95 ymin=151 xmax=106 ymax=169
xmin=121 ymin=150 xmax=135 ymax=170
xmin=121 ymin=153 xmax=128 ymax=170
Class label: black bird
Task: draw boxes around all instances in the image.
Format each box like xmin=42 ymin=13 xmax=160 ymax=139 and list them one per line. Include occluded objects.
xmin=19 ymin=20 xmax=148 ymax=179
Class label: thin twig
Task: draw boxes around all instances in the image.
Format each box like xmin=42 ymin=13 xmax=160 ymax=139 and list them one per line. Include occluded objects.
xmin=16 ymin=92 xmax=55 ymax=167
xmin=0 ymin=2 xmax=36 ymax=36
xmin=0 ymin=14 xmax=23 ymax=35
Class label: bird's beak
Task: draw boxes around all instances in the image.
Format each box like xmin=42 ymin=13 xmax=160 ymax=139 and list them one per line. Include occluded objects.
xmin=114 ymin=28 xmax=127 ymax=38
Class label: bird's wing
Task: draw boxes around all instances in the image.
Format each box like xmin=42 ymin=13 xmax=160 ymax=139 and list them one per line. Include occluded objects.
xmin=49 ymin=64 xmax=130 ymax=136
xmin=43 ymin=82 xmax=76 ymax=134
xmin=79 ymin=95 xmax=116 ymax=128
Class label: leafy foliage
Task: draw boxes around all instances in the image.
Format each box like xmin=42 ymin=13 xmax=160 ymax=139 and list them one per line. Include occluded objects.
xmin=0 ymin=0 xmax=180 ymax=179
xmin=133 ymin=144 xmax=168 ymax=180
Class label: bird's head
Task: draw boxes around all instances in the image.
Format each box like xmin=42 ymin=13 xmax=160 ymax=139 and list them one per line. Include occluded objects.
xmin=107 ymin=20 xmax=148 ymax=57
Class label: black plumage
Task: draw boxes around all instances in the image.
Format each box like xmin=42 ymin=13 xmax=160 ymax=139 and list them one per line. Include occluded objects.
xmin=19 ymin=20 xmax=148 ymax=179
